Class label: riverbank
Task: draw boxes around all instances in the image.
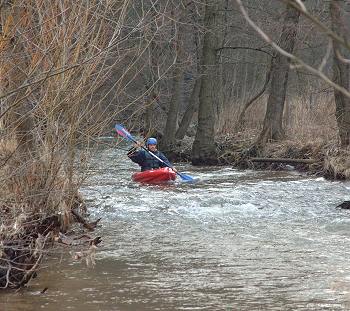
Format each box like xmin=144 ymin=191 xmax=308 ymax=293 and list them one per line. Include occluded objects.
xmin=0 ymin=194 xmax=101 ymax=289
xmin=0 ymin=144 xmax=101 ymax=289
xmin=170 ymin=132 xmax=350 ymax=180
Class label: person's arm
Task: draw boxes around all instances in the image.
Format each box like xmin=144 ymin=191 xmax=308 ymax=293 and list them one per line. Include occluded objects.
xmin=128 ymin=148 xmax=145 ymax=164
xmin=158 ymin=152 xmax=172 ymax=168
xmin=127 ymin=146 xmax=138 ymax=157
xmin=127 ymin=141 xmax=143 ymax=157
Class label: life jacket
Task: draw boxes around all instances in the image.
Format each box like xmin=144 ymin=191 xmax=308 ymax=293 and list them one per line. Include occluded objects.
xmin=141 ymin=150 xmax=163 ymax=171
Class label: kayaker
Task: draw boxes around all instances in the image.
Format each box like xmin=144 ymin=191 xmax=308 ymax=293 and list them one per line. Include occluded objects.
xmin=127 ymin=137 xmax=175 ymax=172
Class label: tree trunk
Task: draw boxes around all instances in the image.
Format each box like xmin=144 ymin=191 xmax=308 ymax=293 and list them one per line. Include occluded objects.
xmin=257 ymin=2 xmax=301 ymax=144
xmin=237 ymin=56 xmax=273 ymax=129
xmin=161 ymin=23 xmax=185 ymax=151
xmin=330 ymin=0 xmax=350 ymax=146
xmin=175 ymin=78 xmax=201 ymax=140
xmin=191 ymin=0 xmax=219 ymax=165
xmin=176 ymin=10 xmax=202 ymax=141
xmin=144 ymin=91 xmax=158 ymax=137
xmin=142 ymin=2 xmax=161 ymax=136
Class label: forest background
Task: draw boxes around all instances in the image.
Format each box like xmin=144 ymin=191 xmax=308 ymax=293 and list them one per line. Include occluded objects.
xmin=1 ymin=0 xmax=350 ymax=289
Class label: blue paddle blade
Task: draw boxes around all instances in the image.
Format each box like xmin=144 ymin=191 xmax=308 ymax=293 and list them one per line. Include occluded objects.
xmin=177 ymin=172 xmax=195 ymax=182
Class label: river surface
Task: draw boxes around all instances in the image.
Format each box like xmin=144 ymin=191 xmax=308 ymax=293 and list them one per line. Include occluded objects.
xmin=2 ymin=141 xmax=350 ymax=310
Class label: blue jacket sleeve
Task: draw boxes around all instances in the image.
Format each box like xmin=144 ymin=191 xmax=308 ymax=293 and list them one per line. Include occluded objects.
xmin=157 ymin=152 xmax=172 ymax=168
xmin=128 ymin=149 xmax=145 ymax=165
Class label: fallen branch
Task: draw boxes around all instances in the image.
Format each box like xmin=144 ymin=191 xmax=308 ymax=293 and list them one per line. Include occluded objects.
xmin=250 ymin=157 xmax=317 ymax=164
xmin=71 ymin=209 xmax=101 ymax=231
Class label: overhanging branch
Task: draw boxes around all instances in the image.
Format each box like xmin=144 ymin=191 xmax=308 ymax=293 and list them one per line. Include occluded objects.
xmin=235 ymin=0 xmax=350 ymax=99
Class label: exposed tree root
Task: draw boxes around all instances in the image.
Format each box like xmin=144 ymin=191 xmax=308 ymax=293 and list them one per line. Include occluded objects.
xmin=0 ymin=202 xmax=101 ymax=289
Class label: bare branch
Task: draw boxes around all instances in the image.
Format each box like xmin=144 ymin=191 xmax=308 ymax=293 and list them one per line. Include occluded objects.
xmin=294 ymin=0 xmax=307 ymax=13
xmin=335 ymin=49 xmax=350 ymax=64
xmin=318 ymin=39 xmax=332 ymax=72
xmin=235 ymin=0 xmax=350 ymax=99
xmin=279 ymin=0 xmax=350 ymax=52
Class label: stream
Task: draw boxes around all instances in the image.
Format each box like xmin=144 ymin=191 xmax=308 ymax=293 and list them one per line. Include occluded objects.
xmin=2 ymin=141 xmax=350 ymax=310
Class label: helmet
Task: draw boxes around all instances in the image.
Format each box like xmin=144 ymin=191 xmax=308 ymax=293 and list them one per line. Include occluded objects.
xmin=146 ymin=137 xmax=157 ymax=145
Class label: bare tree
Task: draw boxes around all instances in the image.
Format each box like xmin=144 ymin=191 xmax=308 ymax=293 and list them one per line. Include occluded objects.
xmin=161 ymin=7 xmax=186 ymax=152
xmin=257 ymin=1 xmax=301 ymax=143
xmin=0 ymin=0 xmax=136 ymax=289
xmin=237 ymin=55 xmax=273 ymax=128
xmin=175 ymin=2 xmax=203 ymax=140
xmin=176 ymin=78 xmax=201 ymax=139
xmin=330 ymin=0 xmax=350 ymax=146
xmin=192 ymin=0 xmax=220 ymax=165
xmin=236 ymin=0 xmax=350 ymax=145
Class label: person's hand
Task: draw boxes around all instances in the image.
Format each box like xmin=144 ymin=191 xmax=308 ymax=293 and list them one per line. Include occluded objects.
xmin=127 ymin=146 xmax=137 ymax=156
xmin=134 ymin=141 xmax=142 ymax=148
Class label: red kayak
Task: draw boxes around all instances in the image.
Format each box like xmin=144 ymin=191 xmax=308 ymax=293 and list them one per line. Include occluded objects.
xmin=132 ymin=167 xmax=176 ymax=183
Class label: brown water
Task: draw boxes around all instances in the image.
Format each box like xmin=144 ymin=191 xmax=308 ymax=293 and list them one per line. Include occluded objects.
xmin=2 ymin=143 xmax=350 ymax=310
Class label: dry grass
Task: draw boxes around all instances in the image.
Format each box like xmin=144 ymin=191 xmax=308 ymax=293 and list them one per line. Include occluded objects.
xmin=285 ymin=95 xmax=338 ymax=144
xmin=215 ymin=93 xmax=350 ymax=178
xmin=323 ymin=146 xmax=350 ymax=179
xmin=219 ymin=93 xmax=338 ymax=146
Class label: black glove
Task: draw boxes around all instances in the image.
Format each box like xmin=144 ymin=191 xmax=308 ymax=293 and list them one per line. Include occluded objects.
xmin=127 ymin=146 xmax=138 ymax=156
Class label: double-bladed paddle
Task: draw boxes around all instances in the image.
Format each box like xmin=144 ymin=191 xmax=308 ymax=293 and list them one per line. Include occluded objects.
xmin=115 ymin=124 xmax=195 ymax=182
